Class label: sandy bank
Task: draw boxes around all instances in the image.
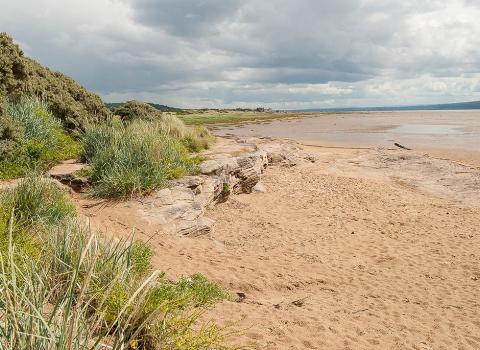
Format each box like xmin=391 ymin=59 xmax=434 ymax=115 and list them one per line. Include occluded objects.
xmin=73 ymin=136 xmax=480 ymax=349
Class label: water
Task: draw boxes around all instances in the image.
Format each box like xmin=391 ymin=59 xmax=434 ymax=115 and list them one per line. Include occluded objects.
xmin=390 ymin=124 xmax=461 ymax=135
xmin=213 ymin=111 xmax=480 ymax=160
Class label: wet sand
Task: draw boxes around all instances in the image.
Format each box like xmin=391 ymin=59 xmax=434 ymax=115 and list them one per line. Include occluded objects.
xmin=213 ymin=111 xmax=480 ymax=167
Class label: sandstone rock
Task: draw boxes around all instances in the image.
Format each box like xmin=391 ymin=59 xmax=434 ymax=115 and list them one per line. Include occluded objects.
xmin=232 ymin=167 xmax=260 ymax=194
xmin=173 ymin=176 xmax=205 ymax=194
xmin=48 ymin=161 xmax=90 ymax=192
xmin=176 ymin=217 xmax=215 ymax=237
xmin=258 ymin=143 xmax=315 ymax=166
xmin=136 ymin=138 xmax=311 ymax=236
xmin=253 ymin=181 xmax=267 ymax=193
xmin=200 ymin=157 xmax=239 ymax=175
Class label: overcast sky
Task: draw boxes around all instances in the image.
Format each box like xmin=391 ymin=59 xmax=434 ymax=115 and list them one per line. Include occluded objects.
xmin=2 ymin=0 xmax=480 ymax=109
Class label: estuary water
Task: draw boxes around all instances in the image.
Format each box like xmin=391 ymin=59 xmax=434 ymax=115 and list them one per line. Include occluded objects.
xmin=213 ymin=110 xmax=480 ymax=166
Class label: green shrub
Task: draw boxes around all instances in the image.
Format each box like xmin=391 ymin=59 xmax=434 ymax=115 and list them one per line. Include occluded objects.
xmin=82 ymin=120 xmax=200 ymax=198
xmin=1 ymin=32 xmax=110 ymax=131
xmin=114 ymin=100 xmax=161 ymax=122
xmin=0 ymin=97 xmax=80 ymax=179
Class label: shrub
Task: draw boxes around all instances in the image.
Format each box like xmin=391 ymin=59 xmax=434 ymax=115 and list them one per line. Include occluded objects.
xmin=82 ymin=120 xmax=200 ymax=198
xmin=114 ymin=100 xmax=160 ymax=122
xmin=0 ymin=32 xmax=110 ymax=131
xmin=0 ymin=96 xmax=80 ymax=179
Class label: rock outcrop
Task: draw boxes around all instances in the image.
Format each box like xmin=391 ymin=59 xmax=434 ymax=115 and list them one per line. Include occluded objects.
xmin=137 ymin=139 xmax=315 ymax=236
xmin=44 ymin=137 xmax=315 ymax=237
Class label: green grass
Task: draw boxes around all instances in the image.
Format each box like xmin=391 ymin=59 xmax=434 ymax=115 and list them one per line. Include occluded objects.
xmin=111 ymin=100 xmax=213 ymax=152
xmin=177 ymin=110 xmax=295 ymax=125
xmin=81 ymin=120 xmax=202 ymax=198
xmin=0 ymin=175 xmax=243 ymax=350
xmin=0 ymin=173 xmax=75 ymax=258
xmin=0 ymin=96 xmax=80 ymax=180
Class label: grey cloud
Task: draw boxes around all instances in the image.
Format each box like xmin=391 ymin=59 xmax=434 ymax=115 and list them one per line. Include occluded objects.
xmin=1 ymin=0 xmax=479 ymax=108
xmin=130 ymin=0 xmax=244 ymax=36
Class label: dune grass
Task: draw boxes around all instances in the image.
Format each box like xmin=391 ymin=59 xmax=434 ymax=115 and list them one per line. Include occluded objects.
xmin=112 ymin=100 xmax=213 ymax=152
xmin=0 ymin=96 xmax=80 ymax=180
xmin=0 ymin=175 xmax=241 ymax=350
xmin=81 ymin=119 xmax=203 ymax=198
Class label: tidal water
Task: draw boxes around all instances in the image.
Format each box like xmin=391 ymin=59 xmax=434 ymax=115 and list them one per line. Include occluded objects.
xmin=213 ymin=111 xmax=480 ymax=153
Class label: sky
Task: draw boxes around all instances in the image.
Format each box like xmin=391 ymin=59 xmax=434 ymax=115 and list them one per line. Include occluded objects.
xmin=1 ymin=0 xmax=480 ymax=109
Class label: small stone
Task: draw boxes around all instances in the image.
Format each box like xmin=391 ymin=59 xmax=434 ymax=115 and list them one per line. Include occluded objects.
xmin=253 ymin=181 xmax=267 ymax=193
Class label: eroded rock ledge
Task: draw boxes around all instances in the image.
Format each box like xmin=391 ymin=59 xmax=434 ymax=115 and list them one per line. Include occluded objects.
xmin=145 ymin=139 xmax=315 ymax=236
xmin=49 ymin=137 xmax=315 ymax=237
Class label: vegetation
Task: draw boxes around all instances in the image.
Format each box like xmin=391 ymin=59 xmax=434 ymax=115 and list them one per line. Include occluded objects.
xmin=110 ymin=100 xmax=213 ymax=152
xmin=81 ymin=119 xmax=202 ymax=198
xmin=0 ymin=175 xmax=240 ymax=350
xmin=0 ymin=32 xmax=110 ymax=131
xmin=177 ymin=110 xmax=293 ymax=125
xmin=0 ymin=33 xmax=243 ymax=350
xmin=107 ymin=101 xmax=184 ymax=113
xmin=0 ymin=96 xmax=80 ymax=179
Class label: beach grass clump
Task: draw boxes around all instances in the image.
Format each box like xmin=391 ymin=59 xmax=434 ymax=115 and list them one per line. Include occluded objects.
xmin=0 ymin=96 xmax=80 ymax=179
xmin=0 ymin=174 xmax=75 ymax=259
xmin=81 ymin=119 xmax=201 ymax=198
xmin=113 ymin=100 xmax=213 ymax=153
xmin=0 ymin=175 xmax=239 ymax=350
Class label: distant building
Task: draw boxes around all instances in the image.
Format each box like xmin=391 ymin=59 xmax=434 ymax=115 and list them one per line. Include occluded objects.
xmin=256 ymin=107 xmax=273 ymax=113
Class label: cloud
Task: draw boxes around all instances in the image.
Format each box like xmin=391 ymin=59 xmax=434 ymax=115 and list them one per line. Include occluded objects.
xmin=1 ymin=0 xmax=479 ymax=108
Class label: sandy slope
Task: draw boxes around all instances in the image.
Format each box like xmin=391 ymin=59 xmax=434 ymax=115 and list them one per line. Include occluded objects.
xmin=79 ymin=145 xmax=480 ymax=350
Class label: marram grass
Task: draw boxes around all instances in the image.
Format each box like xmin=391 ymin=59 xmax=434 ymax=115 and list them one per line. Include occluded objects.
xmin=81 ymin=119 xmax=202 ymax=198
xmin=0 ymin=175 xmax=246 ymax=349
xmin=0 ymin=96 xmax=80 ymax=180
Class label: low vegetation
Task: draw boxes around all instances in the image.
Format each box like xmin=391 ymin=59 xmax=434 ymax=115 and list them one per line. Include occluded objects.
xmin=0 ymin=97 xmax=211 ymax=197
xmin=0 ymin=175 xmax=240 ymax=350
xmin=0 ymin=96 xmax=79 ymax=179
xmin=176 ymin=110 xmax=293 ymax=125
xmin=81 ymin=119 xmax=202 ymax=198
xmin=111 ymin=100 xmax=213 ymax=151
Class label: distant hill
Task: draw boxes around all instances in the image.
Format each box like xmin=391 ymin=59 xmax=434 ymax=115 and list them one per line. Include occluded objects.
xmin=0 ymin=32 xmax=110 ymax=130
xmin=107 ymin=102 xmax=183 ymax=113
xmin=295 ymin=100 xmax=480 ymax=112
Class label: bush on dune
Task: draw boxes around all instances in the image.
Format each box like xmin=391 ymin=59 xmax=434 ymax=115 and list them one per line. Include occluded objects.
xmin=82 ymin=119 xmax=201 ymax=198
xmin=0 ymin=96 xmax=80 ymax=179
xmin=113 ymin=100 xmax=213 ymax=152
xmin=0 ymin=175 xmax=238 ymax=350
xmin=0 ymin=32 xmax=110 ymax=131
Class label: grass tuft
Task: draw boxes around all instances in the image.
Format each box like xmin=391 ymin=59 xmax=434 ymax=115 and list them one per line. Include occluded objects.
xmin=0 ymin=96 xmax=80 ymax=179
xmin=81 ymin=120 xmax=201 ymax=198
xmin=0 ymin=174 xmax=243 ymax=349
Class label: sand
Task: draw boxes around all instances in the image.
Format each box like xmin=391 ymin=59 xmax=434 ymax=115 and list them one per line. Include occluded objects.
xmin=77 ymin=139 xmax=480 ymax=350
xmin=213 ymin=111 xmax=480 ymax=167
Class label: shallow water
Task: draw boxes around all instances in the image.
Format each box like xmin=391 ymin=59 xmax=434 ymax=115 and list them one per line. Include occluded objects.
xmin=390 ymin=124 xmax=462 ymax=135
xmin=213 ymin=110 xmax=480 ymax=165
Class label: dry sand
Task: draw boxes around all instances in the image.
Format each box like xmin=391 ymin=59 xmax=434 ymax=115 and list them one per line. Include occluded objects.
xmin=78 ymin=140 xmax=480 ymax=350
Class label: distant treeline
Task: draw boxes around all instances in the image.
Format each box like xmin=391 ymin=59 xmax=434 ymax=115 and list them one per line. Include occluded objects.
xmin=106 ymin=102 xmax=185 ymax=113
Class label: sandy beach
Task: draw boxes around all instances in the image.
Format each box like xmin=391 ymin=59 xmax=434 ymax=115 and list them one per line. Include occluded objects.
xmin=77 ymin=115 xmax=480 ymax=349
